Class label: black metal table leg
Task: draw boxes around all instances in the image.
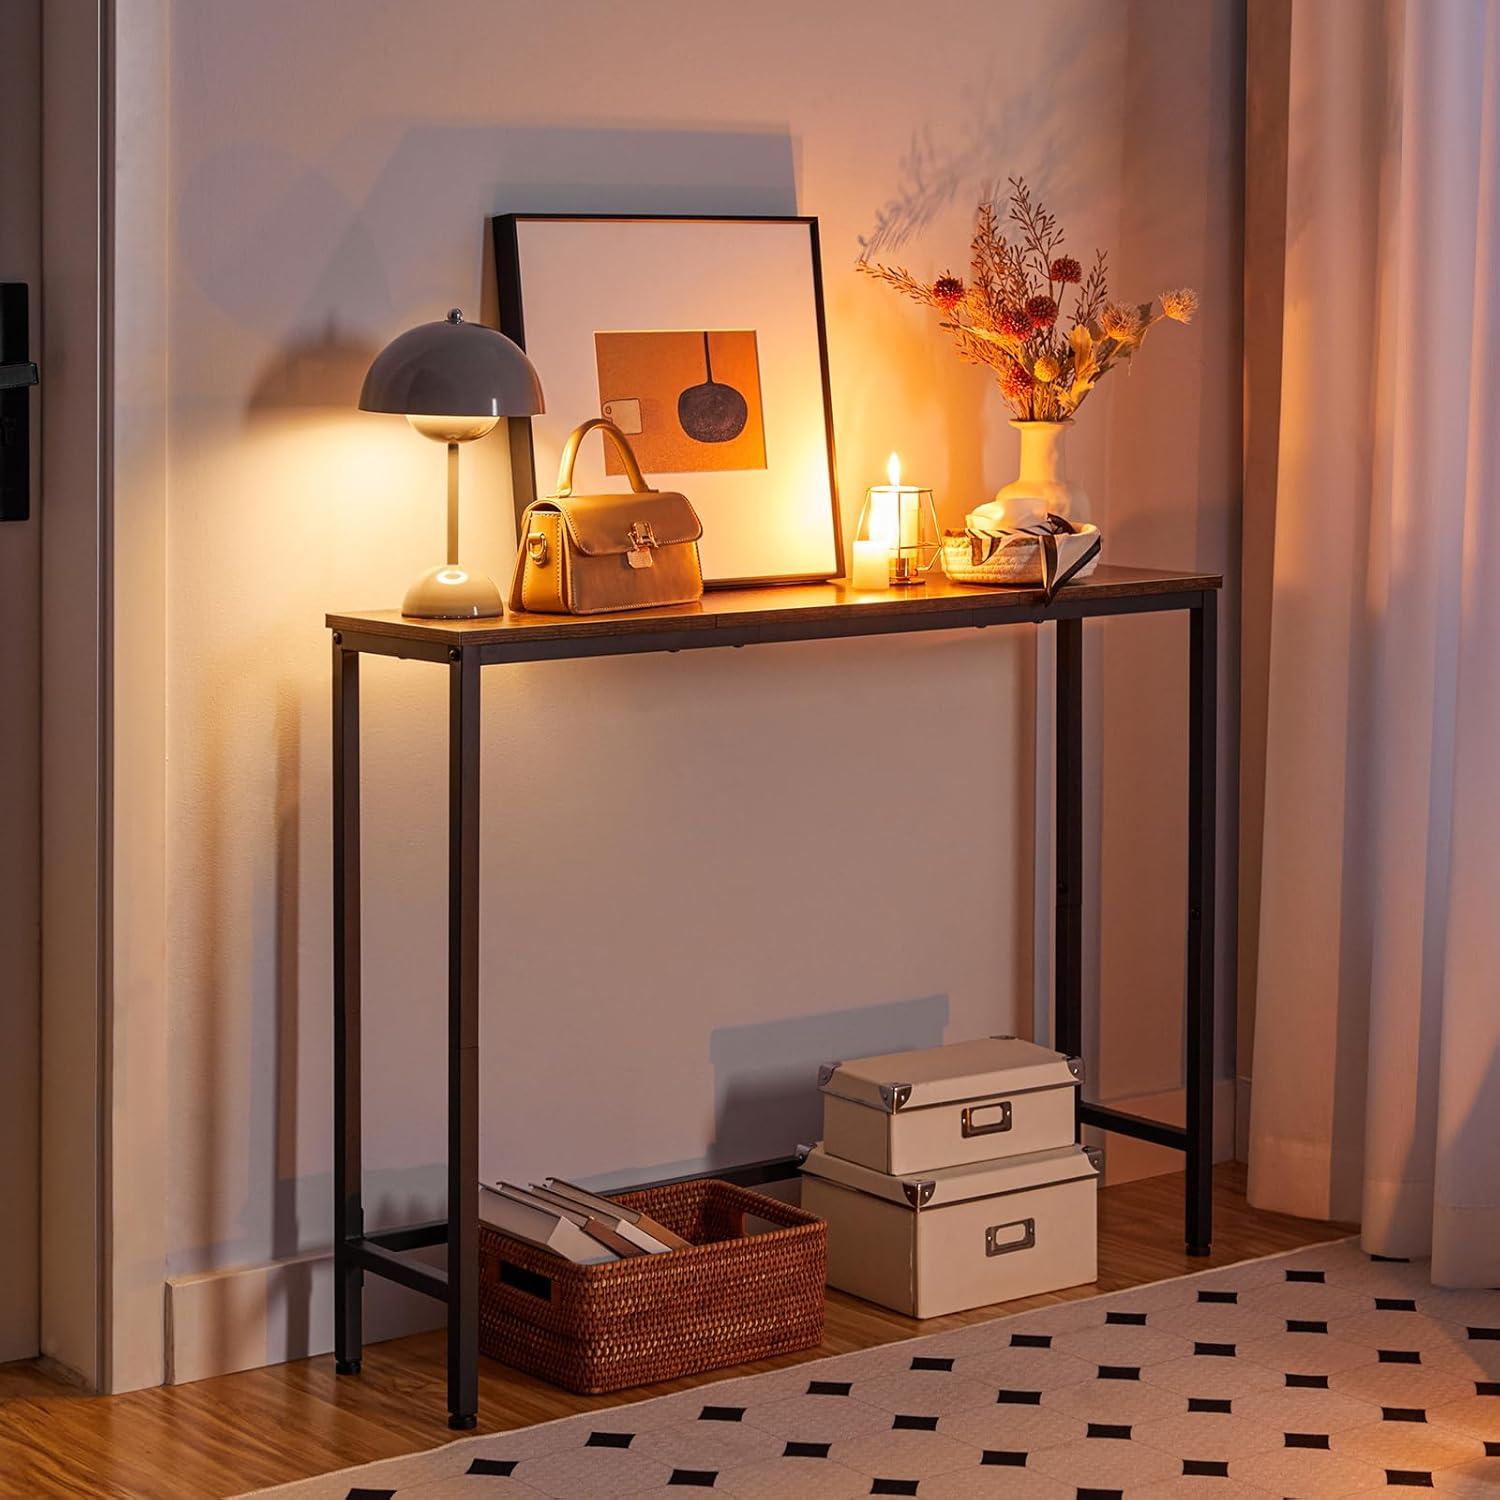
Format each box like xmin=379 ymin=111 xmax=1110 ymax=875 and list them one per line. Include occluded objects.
xmin=447 ymin=646 xmax=481 ymax=1429
xmin=1054 ymin=619 xmax=1085 ymax=1106
xmin=1185 ymin=591 xmax=1218 ymax=1255
xmin=332 ymin=637 xmax=364 ymax=1374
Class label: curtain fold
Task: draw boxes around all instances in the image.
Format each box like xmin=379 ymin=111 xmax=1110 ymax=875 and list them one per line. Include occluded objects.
xmin=1246 ymin=0 xmax=1500 ymax=1286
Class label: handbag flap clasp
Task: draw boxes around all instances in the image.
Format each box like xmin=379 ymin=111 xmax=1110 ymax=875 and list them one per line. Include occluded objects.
xmin=546 ymin=491 xmax=703 ymax=557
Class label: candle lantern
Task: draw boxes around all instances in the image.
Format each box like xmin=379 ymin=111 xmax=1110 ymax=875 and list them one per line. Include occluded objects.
xmin=851 ymin=453 xmax=941 ymax=588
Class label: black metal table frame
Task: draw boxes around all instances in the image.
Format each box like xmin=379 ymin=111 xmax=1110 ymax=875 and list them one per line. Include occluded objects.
xmin=330 ymin=582 xmax=1218 ymax=1428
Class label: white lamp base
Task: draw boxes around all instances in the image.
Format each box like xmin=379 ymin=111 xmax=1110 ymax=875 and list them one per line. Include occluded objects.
xmin=401 ymin=563 xmax=504 ymax=619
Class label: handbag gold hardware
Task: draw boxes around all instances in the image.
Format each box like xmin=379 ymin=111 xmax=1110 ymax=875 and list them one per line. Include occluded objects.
xmin=625 ymin=521 xmax=657 ymax=569
xmin=508 ymin=418 xmax=703 ymax=615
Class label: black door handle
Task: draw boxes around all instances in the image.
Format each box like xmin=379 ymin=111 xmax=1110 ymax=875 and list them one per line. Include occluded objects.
xmin=1 ymin=282 xmax=36 ymax=521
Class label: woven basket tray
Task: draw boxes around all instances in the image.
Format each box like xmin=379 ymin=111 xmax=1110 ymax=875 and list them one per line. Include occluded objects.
xmin=478 ymin=1178 xmax=827 ymax=1393
xmin=941 ymin=524 xmax=1101 ymax=585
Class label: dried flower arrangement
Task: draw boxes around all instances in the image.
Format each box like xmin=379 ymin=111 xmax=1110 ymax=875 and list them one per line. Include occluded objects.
xmin=860 ymin=177 xmax=1198 ymax=422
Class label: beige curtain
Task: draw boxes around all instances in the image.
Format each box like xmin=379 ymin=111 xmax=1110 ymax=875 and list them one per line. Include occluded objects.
xmin=1246 ymin=0 xmax=1500 ymax=1286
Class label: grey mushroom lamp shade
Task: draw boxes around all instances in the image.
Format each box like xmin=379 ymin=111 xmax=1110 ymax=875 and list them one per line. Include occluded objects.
xmin=359 ymin=308 xmax=545 ymax=419
xmin=359 ymin=309 xmax=544 ymax=620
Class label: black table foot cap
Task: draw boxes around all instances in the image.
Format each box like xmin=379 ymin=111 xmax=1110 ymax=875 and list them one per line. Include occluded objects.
xmin=1187 ymin=1243 xmax=1211 ymax=1258
xmin=336 ymin=1358 xmax=362 ymax=1375
xmin=449 ymin=1412 xmax=478 ymax=1430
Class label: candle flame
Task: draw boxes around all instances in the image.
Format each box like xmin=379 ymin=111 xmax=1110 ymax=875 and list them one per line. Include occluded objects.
xmin=886 ymin=451 xmax=902 ymax=487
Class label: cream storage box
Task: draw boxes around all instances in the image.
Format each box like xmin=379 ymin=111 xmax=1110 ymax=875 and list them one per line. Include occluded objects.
xmin=800 ymin=1141 xmax=1100 ymax=1318
xmin=817 ymin=1037 xmax=1082 ymax=1175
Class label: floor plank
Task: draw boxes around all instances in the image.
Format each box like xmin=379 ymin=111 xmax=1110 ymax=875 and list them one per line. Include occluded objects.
xmin=0 ymin=1164 xmax=1353 ymax=1498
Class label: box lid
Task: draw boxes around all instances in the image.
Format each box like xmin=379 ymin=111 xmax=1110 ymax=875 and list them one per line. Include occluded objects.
xmin=800 ymin=1140 xmax=1101 ymax=1210
xmin=817 ymin=1037 xmax=1082 ymax=1113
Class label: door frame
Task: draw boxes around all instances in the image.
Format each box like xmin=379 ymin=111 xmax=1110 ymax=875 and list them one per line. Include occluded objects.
xmin=37 ymin=0 xmax=171 ymax=1394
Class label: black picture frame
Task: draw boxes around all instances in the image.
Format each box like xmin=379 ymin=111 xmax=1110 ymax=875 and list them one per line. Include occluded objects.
xmin=491 ymin=213 xmax=843 ymax=589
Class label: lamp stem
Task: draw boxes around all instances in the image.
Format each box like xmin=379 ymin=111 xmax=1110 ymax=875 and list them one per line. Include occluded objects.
xmin=446 ymin=441 xmax=460 ymax=567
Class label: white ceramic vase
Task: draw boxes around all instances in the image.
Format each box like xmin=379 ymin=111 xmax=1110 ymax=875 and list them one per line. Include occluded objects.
xmin=967 ymin=420 xmax=1091 ymax=531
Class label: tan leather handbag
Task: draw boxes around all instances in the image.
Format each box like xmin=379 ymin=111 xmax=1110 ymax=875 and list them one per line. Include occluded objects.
xmin=509 ymin=418 xmax=704 ymax=615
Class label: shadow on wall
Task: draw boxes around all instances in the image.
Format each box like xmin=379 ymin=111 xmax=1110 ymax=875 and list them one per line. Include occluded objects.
xmin=187 ymin=125 xmax=802 ymax=428
xmin=584 ymin=996 xmax=951 ymax=1191
xmin=858 ymin=46 xmax=1112 ymax=261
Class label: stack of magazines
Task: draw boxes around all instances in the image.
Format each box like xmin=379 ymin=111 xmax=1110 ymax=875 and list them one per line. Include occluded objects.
xmin=477 ymin=1179 xmax=691 ymax=1264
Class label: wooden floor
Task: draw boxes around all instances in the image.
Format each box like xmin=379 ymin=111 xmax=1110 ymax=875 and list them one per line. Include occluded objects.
xmin=0 ymin=1165 xmax=1353 ymax=1499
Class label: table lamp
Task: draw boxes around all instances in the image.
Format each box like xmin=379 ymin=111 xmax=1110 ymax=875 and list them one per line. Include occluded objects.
xmin=359 ymin=308 xmax=545 ymax=618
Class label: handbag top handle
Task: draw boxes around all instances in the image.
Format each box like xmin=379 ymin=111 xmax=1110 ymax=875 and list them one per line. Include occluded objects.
xmin=554 ymin=417 xmax=655 ymax=498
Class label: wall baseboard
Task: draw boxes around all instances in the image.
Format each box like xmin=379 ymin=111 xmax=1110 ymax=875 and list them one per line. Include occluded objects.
xmin=1235 ymin=1076 xmax=1252 ymax=1163
xmin=1083 ymin=1077 xmax=1238 ymax=1188
xmin=165 ymin=1248 xmax=444 ymax=1386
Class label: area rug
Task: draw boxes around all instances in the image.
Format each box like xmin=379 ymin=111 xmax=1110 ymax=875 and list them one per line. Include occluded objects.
xmin=249 ymin=1239 xmax=1500 ymax=1498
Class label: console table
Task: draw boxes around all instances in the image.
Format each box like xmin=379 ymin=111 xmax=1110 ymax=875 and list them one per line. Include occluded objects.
xmin=328 ymin=564 xmax=1220 ymax=1428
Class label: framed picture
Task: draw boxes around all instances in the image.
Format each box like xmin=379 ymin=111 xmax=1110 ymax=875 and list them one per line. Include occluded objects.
xmin=492 ymin=214 xmax=843 ymax=588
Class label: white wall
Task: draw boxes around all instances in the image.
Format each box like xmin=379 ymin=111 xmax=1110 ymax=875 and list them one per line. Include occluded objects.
xmin=153 ymin=0 xmax=1242 ymax=1315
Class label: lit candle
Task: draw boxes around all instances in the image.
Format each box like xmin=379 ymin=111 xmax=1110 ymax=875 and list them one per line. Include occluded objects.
xmin=852 ymin=465 xmax=900 ymax=589
xmin=850 ymin=539 xmax=889 ymax=590
xmin=879 ymin=452 xmax=922 ymax=585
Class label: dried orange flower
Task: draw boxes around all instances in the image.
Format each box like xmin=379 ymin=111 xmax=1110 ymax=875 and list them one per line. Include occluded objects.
xmin=1026 ymin=294 xmax=1059 ymax=328
xmin=932 ymin=273 xmax=965 ymax=310
xmin=1000 ymin=305 xmax=1032 ymax=337
xmin=1100 ymin=302 xmax=1143 ymax=339
xmin=1161 ymin=287 xmax=1199 ymax=323
xmin=1049 ymin=256 xmax=1082 ymax=284
xmin=1033 ymin=353 xmax=1061 ymax=383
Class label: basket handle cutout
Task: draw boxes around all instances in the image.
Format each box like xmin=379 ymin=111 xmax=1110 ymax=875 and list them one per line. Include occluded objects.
xmin=499 ymin=1260 xmax=553 ymax=1301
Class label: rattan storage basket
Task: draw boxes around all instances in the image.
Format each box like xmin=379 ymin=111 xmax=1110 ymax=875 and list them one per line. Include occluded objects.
xmin=478 ymin=1178 xmax=827 ymax=1393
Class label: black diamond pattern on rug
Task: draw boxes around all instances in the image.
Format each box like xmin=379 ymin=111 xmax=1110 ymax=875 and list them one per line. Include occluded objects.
xmin=279 ymin=1241 xmax=1500 ymax=1500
